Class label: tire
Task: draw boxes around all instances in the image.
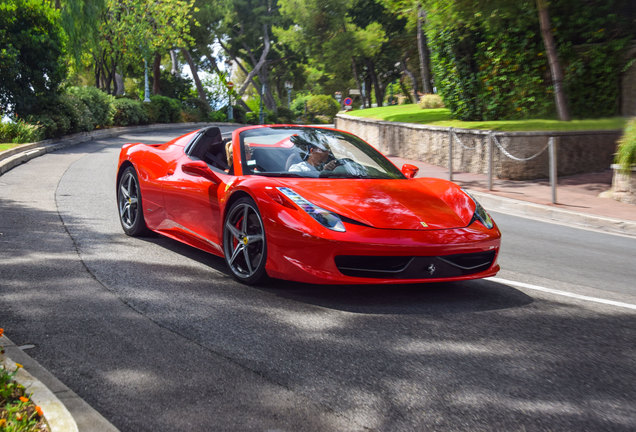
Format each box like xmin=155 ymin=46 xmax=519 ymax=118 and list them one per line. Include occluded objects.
xmin=223 ymin=196 xmax=268 ymax=284
xmin=117 ymin=166 xmax=149 ymax=236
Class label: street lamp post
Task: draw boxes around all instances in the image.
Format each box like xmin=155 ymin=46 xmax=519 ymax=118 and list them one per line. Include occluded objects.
xmin=259 ymin=84 xmax=266 ymax=124
xmin=284 ymin=81 xmax=293 ymax=107
xmin=143 ymin=58 xmax=150 ymax=102
xmin=227 ymin=81 xmax=234 ymax=121
xmin=334 ymin=91 xmax=342 ymax=109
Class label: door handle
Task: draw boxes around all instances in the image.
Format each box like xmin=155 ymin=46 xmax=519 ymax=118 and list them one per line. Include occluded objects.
xmin=167 ymin=169 xmax=174 ymax=176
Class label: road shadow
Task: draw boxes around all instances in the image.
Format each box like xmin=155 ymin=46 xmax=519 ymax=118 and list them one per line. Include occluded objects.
xmin=256 ymin=278 xmax=533 ymax=315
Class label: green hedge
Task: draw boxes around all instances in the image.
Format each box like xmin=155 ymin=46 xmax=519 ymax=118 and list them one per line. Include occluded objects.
xmin=145 ymin=95 xmax=182 ymax=123
xmin=112 ymin=98 xmax=149 ymax=126
xmin=67 ymin=86 xmax=114 ymax=128
xmin=426 ymin=0 xmax=631 ymax=121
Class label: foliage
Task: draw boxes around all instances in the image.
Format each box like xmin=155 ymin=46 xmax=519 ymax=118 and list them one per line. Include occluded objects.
xmin=229 ymin=104 xmax=247 ymax=124
xmin=425 ymin=0 xmax=633 ymax=121
xmin=306 ymin=95 xmax=341 ymax=120
xmin=181 ymin=97 xmax=211 ymax=122
xmin=418 ymin=94 xmax=445 ymax=109
xmin=145 ymin=95 xmax=182 ymax=123
xmin=155 ymin=70 xmax=194 ymax=102
xmin=616 ymin=118 xmax=636 ymax=173
xmin=1 ymin=329 xmax=48 ymax=431
xmin=0 ymin=0 xmax=66 ymax=116
xmin=209 ymin=110 xmax=228 ymax=123
xmin=112 ymin=98 xmax=149 ymax=126
xmin=290 ymin=95 xmax=312 ymax=118
xmin=66 ymin=86 xmax=114 ymax=128
xmin=24 ymin=93 xmax=93 ymax=138
xmin=276 ymin=106 xmax=296 ymax=123
xmin=0 ymin=118 xmax=43 ymax=144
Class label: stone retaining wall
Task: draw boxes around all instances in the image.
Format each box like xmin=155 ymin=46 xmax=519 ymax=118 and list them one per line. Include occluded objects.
xmin=335 ymin=114 xmax=621 ymax=180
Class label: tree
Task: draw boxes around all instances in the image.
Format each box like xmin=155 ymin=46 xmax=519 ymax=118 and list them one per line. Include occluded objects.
xmin=0 ymin=0 xmax=66 ymax=115
xmin=380 ymin=0 xmax=434 ymax=94
xmin=536 ymin=0 xmax=569 ymax=120
xmin=216 ymin=0 xmax=280 ymax=112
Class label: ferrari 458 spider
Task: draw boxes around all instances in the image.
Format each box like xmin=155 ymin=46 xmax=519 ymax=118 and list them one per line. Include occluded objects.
xmin=117 ymin=125 xmax=501 ymax=284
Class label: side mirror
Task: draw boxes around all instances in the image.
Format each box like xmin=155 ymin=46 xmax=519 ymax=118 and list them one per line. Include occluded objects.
xmin=401 ymin=163 xmax=419 ymax=179
xmin=182 ymin=160 xmax=220 ymax=183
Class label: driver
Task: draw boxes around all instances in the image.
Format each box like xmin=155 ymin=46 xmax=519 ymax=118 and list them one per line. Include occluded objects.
xmin=289 ymin=143 xmax=338 ymax=173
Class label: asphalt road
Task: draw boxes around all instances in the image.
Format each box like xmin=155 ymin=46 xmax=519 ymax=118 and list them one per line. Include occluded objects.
xmin=1 ymin=126 xmax=635 ymax=431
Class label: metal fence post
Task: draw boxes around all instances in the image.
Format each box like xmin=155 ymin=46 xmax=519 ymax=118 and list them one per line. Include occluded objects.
xmin=549 ymin=136 xmax=557 ymax=204
xmin=448 ymin=127 xmax=453 ymax=181
xmin=488 ymin=133 xmax=494 ymax=190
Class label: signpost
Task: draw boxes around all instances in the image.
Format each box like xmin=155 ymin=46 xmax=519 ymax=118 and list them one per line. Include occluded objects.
xmin=343 ymin=97 xmax=353 ymax=110
xmin=226 ymin=81 xmax=234 ymax=121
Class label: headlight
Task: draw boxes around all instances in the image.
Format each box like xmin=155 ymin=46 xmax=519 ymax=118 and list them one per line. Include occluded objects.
xmin=277 ymin=187 xmax=346 ymax=232
xmin=463 ymin=190 xmax=494 ymax=229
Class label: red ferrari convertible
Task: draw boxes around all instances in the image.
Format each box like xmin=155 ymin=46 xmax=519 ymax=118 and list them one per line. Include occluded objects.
xmin=117 ymin=125 xmax=500 ymax=284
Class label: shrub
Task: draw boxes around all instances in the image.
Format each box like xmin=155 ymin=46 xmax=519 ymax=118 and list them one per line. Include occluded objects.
xmin=0 ymin=117 xmax=43 ymax=143
xmin=230 ymin=104 xmax=247 ymax=124
xmin=24 ymin=93 xmax=92 ymax=138
xmin=182 ymin=97 xmax=210 ymax=122
xmin=276 ymin=106 xmax=295 ymax=124
xmin=418 ymin=94 xmax=445 ymax=109
xmin=112 ymin=98 xmax=148 ymax=126
xmin=209 ymin=110 xmax=227 ymax=122
xmin=290 ymin=95 xmax=311 ymax=118
xmin=155 ymin=70 xmax=193 ymax=101
xmin=616 ymin=117 xmax=636 ymax=173
xmin=26 ymin=111 xmax=70 ymax=138
xmin=145 ymin=95 xmax=181 ymax=123
xmin=66 ymin=86 xmax=114 ymax=128
xmin=246 ymin=111 xmax=259 ymax=124
xmin=306 ymin=95 xmax=340 ymax=121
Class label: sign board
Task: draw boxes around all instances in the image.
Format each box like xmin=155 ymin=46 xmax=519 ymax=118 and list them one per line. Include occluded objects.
xmin=349 ymin=89 xmax=361 ymax=95
xmin=343 ymin=97 xmax=353 ymax=106
xmin=227 ymin=81 xmax=234 ymax=89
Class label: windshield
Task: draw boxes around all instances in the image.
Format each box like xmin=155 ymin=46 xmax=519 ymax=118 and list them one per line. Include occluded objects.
xmin=238 ymin=127 xmax=404 ymax=179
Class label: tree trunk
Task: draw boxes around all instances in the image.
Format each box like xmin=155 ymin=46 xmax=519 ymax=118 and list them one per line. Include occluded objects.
xmin=401 ymin=57 xmax=419 ymax=102
xmin=258 ymin=69 xmax=277 ymax=112
xmin=351 ymin=58 xmax=365 ymax=108
xmin=417 ymin=6 xmax=434 ymax=95
xmin=170 ymin=49 xmax=179 ymax=75
xmin=537 ymin=0 xmax=570 ymax=121
xmin=236 ymin=24 xmax=271 ymax=97
xmin=366 ymin=59 xmax=384 ymax=107
xmin=152 ymin=52 xmax=161 ymax=95
xmin=182 ymin=49 xmax=208 ymax=105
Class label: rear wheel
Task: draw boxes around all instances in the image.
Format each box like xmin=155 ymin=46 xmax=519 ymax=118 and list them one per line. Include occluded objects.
xmin=117 ymin=166 xmax=148 ymax=236
xmin=223 ymin=197 xmax=267 ymax=284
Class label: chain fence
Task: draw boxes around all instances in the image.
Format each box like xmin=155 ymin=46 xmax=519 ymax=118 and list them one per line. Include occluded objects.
xmin=448 ymin=128 xmax=558 ymax=203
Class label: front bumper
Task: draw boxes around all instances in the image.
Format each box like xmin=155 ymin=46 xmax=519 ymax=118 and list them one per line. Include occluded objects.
xmin=264 ymin=212 xmax=501 ymax=285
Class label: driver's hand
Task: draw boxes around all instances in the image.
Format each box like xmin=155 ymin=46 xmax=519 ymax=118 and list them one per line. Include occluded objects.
xmin=323 ymin=160 xmax=338 ymax=171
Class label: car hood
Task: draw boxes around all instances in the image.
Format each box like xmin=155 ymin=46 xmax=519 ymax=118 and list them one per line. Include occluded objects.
xmin=276 ymin=178 xmax=475 ymax=230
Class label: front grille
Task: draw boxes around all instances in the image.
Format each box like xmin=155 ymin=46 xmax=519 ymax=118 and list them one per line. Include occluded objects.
xmin=334 ymin=250 xmax=496 ymax=279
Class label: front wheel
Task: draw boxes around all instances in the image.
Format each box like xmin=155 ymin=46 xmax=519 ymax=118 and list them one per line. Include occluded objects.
xmin=223 ymin=197 xmax=267 ymax=284
xmin=117 ymin=166 xmax=149 ymax=236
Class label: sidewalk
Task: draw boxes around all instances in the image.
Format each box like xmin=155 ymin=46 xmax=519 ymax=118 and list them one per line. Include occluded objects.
xmin=391 ymin=156 xmax=636 ymax=237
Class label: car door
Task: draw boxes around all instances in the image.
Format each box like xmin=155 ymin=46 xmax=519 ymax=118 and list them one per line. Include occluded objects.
xmin=160 ymin=152 xmax=230 ymax=256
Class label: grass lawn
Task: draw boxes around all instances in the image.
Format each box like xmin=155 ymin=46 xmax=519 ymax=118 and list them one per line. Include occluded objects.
xmin=0 ymin=143 xmax=22 ymax=152
xmin=346 ymin=104 xmax=627 ymax=132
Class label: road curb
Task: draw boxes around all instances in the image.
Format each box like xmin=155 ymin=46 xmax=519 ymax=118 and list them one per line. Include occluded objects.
xmin=1 ymin=334 xmax=118 ymax=432
xmin=469 ymin=189 xmax=636 ymax=237
xmin=0 ymin=122 xmax=223 ymax=176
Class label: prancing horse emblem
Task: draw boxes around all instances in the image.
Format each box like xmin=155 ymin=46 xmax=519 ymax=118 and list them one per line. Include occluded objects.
xmin=427 ymin=264 xmax=436 ymax=275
